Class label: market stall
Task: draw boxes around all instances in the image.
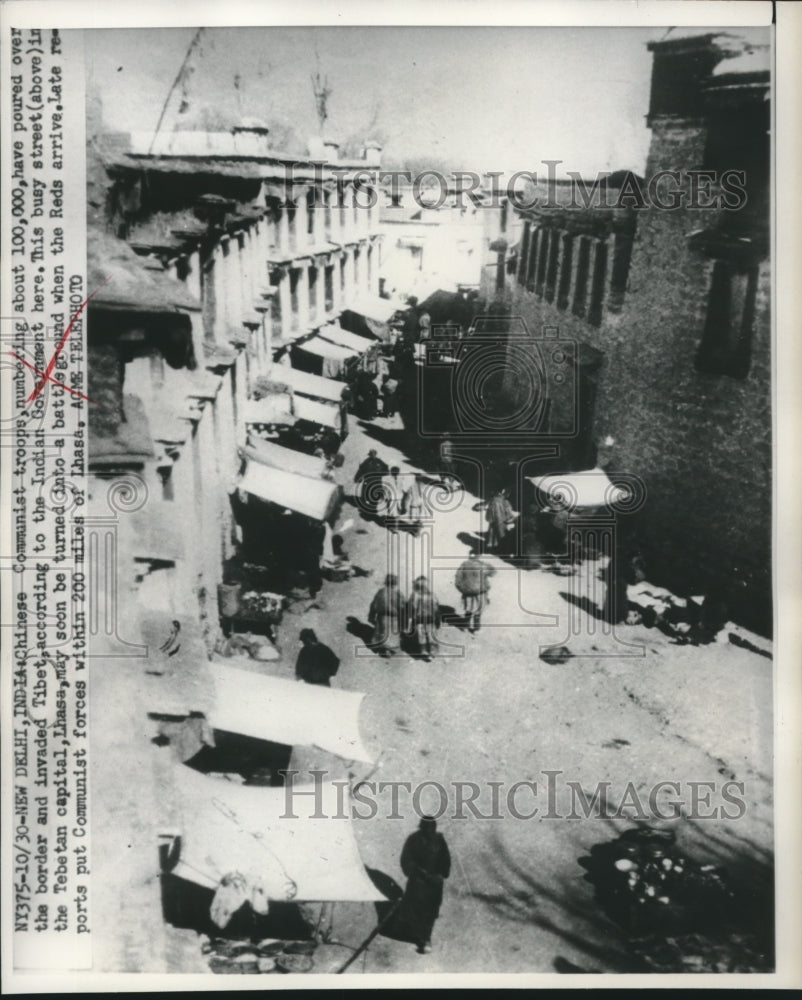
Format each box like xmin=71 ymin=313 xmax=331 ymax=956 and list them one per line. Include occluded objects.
xmin=318 ymin=323 xmax=380 ymax=372
xmin=291 ymin=335 xmax=359 ymax=380
xmin=524 ymin=468 xmax=630 ymax=562
xmin=340 ymin=293 xmax=401 ymax=343
xmin=241 ymin=438 xmax=330 ymax=480
xmin=158 ymin=765 xmax=383 ymax=944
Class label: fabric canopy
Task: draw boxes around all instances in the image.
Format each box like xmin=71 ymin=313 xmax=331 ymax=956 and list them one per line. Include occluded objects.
xmin=240 ymin=460 xmax=340 ymax=520
xmin=527 ymin=468 xmax=629 ymax=509
xmin=209 ymin=663 xmax=373 ymax=763
xmin=243 ymin=397 xmax=297 ymax=426
xmin=292 ymin=394 xmax=341 ymax=431
xmin=273 ymin=364 xmax=347 ymax=402
xmin=243 ymin=438 xmax=328 ymax=480
xmin=318 ymin=323 xmax=377 ymax=354
xmin=348 ymin=294 xmax=399 ymax=323
xmin=295 ymin=336 xmax=359 ymax=363
xmin=168 ymin=766 xmax=383 ymax=901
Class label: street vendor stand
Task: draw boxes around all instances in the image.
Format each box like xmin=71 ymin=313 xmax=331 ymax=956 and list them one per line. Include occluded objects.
xmin=340 ymin=293 xmax=401 ymax=343
xmin=229 ymin=456 xmax=342 ymax=604
xmin=155 ymin=672 xmax=381 ymax=950
xmin=525 ymin=467 xmax=629 ymax=561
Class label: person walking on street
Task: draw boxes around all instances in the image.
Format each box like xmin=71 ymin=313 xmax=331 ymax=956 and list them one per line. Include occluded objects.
xmin=454 ymin=549 xmax=496 ymax=634
xmin=355 ymin=448 xmax=389 ymax=518
xmin=439 ymin=435 xmax=459 ymax=492
xmin=402 ymin=473 xmax=426 ymax=533
xmin=418 ymin=311 xmax=432 ymax=343
xmin=407 ymin=576 xmax=441 ymax=661
xmin=382 ymin=466 xmax=405 ymax=530
xmin=394 ymin=816 xmax=451 ymax=954
xmin=485 ymin=487 xmax=516 ymax=552
xmin=368 ymin=574 xmax=406 ymax=657
xmin=381 ymin=374 xmax=399 ymax=418
xmin=295 ymin=629 xmax=340 ymax=686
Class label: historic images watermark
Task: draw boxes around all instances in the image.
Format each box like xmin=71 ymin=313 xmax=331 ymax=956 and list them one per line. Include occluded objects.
xmin=281 ymin=771 xmax=748 ymax=823
xmin=284 ymin=161 xmax=749 ymax=212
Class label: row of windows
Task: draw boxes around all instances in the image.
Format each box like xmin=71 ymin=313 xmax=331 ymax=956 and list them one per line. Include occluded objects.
xmin=514 ymin=219 xmax=760 ymax=380
xmin=515 ymin=221 xmax=633 ymax=326
xmin=278 ymin=249 xmax=374 ymax=332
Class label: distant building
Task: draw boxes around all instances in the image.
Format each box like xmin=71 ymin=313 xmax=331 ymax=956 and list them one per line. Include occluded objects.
xmin=478 ymin=28 xmax=771 ymax=633
xmin=379 ymin=177 xmax=487 ymax=301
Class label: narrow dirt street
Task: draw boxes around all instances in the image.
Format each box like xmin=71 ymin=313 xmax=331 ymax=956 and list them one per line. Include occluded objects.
xmin=89 ymin=409 xmax=773 ymax=976
xmin=286 ymin=412 xmax=773 ymax=975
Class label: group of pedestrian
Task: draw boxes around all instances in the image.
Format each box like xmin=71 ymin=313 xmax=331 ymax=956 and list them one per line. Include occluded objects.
xmin=368 ymin=574 xmax=441 ymax=661
xmin=354 ymin=450 xmax=431 ymax=534
xmin=351 ymin=367 xmax=403 ymax=423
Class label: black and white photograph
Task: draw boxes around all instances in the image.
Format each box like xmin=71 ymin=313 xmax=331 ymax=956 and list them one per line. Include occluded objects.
xmin=2 ymin=0 xmax=800 ymax=989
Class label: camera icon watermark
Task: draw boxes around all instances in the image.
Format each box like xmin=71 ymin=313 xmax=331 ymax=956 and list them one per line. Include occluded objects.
xmin=417 ymin=316 xmax=582 ymax=444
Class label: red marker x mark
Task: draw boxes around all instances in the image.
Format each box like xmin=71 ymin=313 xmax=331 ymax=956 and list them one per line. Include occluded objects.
xmin=22 ymin=279 xmax=110 ymax=405
xmin=8 ymin=351 xmax=107 ymax=408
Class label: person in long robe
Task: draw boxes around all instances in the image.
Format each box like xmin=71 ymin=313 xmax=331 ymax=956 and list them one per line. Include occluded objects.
xmin=402 ymin=474 xmax=426 ymax=532
xmin=367 ymin=574 xmax=406 ymax=656
xmin=354 ymin=449 xmax=389 ymax=518
xmin=381 ymin=375 xmax=399 ymax=418
xmin=439 ymin=436 xmax=459 ymax=491
xmin=454 ymin=550 xmax=496 ymax=633
xmin=295 ymin=629 xmax=340 ymax=686
xmin=394 ymin=816 xmax=451 ymax=954
xmin=381 ymin=467 xmax=405 ymax=530
xmin=485 ymin=488 xmax=515 ymax=552
xmin=407 ymin=576 xmax=441 ymax=661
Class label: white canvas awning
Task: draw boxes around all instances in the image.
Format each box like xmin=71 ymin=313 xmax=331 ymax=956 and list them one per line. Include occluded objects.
xmin=242 ymin=439 xmax=328 ymax=480
xmin=168 ymin=766 xmax=383 ymax=901
xmin=243 ymin=396 xmax=297 ymax=426
xmin=295 ymin=336 xmax=359 ymax=363
xmin=318 ymin=323 xmax=378 ymax=354
xmin=527 ymin=468 xmax=629 ymax=509
xmin=209 ymin=663 xmax=373 ymax=763
xmin=240 ymin=460 xmax=340 ymax=521
xmin=348 ymin=294 xmax=398 ymax=323
xmin=273 ymin=364 xmax=347 ymax=403
xmin=292 ymin=394 xmax=342 ymax=431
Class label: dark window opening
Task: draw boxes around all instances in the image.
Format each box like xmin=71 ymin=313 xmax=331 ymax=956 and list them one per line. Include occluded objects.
xmin=157 ymin=463 xmax=174 ymax=501
xmin=572 ymin=236 xmax=592 ymax=317
xmin=325 ymin=265 xmax=334 ymax=312
xmin=647 ymin=46 xmax=719 ymax=120
xmin=525 ymin=227 xmax=539 ymax=290
xmin=695 ymin=259 xmax=758 ymax=379
xmin=704 ymin=99 xmax=770 ymax=239
xmin=289 ymin=270 xmax=300 ymax=332
xmin=518 ymin=221 xmax=531 ymax=287
xmin=587 ymin=239 xmax=608 ymax=327
xmin=309 ymin=266 xmax=318 ymax=317
xmin=306 ymin=189 xmax=316 ymax=236
xmin=287 ymin=203 xmax=297 ymax=252
xmin=324 ymin=191 xmax=332 ymax=241
xmin=608 ymin=231 xmax=634 ymax=313
xmin=556 ymin=234 xmax=574 ymax=311
xmin=535 ymin=229 xmax=550 ymax=297
xmin=500 ymin=200 xmax=508 ymax=233
xmin=545 ymin=228 xmax=561 ymax=303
